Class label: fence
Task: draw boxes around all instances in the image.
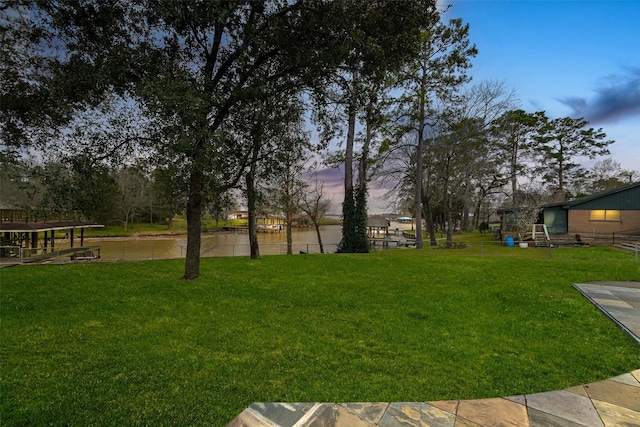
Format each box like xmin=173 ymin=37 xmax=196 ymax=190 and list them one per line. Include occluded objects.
xmin=0 ymin=246 xmax=22 ymax=264
xmin=2 ymin=239 xmax=638 ymax=265
xmin=106 ymin=242 xmax=341 ymax=261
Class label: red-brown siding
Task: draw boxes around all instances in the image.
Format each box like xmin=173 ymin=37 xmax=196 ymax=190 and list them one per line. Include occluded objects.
xmin=568 ymin=210 xmax=640 ymax=235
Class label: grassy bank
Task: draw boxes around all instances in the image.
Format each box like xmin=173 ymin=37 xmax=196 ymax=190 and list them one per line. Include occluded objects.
xmin=2 ymin=248 xmax=639 ymax=426
xmin=87 ymin=217 xmax=238 ymax=238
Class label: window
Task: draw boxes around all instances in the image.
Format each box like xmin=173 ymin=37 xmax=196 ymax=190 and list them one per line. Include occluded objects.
xmin=590 ymin=210 xmax=621 ymax=222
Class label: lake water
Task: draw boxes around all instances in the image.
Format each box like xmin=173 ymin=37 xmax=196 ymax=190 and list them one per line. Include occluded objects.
xmin=94 ymin=225 xmax=344 ymax=261
xmin=89 ymin=223 xmax=412 ymax=261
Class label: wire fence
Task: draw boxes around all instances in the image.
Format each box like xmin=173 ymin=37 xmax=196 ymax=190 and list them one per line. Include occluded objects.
xmin=101 ymin=242 xmax=342 ymax=261
xmin=2 ymin=238 xmax=639 ymax=266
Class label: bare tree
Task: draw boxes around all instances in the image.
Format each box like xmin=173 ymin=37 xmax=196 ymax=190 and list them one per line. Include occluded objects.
xmin=115 ymin=166 xmax=150 ymax=231
xmin=298 ymin=172 xmax=332 ymax=253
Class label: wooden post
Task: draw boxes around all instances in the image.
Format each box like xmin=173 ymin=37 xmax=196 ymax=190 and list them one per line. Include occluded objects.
xmin=70 ymin=229 xmax=75 ymax=248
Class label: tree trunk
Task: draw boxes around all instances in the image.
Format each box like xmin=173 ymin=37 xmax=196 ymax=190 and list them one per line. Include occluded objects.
xmin=286 ymin=207 xmax=293 ymax=255
xmin=414 ymin=126 xmax=424 ymax=250
xmin=443 ymin=176 xmax=454 ymax=248
xmin=421 ymin=173 xmax=437 ymax=246
xmin=359 ymin=118 xmax=372 ymax=187
xmin=343 ymin=101 xmax=356 ymax=195
xmin=247 ymin=123 xmax=262 ymax=260
xmin=355 ymin=184 xmax=369 ymax=252
xmin=473 ymin=197 xmax=482 ymax=230
xmin=511 ymin=145 xmax=518 ymax=206
xmin=462 ymin=200 xmax=470 ymax=232
xmin=446 ymin=198 xmax=454 ymax=247
xmin=314 ymin=223 xmax=324 ymax=254
xmin=184 ymin=169 xmax=203 ymax=280
xmin=338 ymin=90 xmax=358 ymax=252
xmin=558 ymin=148 xmax=564 ymax=192
xmin=246 ymin=171 xmax=260 ymax=259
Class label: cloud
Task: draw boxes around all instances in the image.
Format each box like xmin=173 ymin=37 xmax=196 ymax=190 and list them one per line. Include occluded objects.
xmin=312 ymin=165 xmax=344 ymax=193
xmin=558 ymin=67 xmax=640 ymax=124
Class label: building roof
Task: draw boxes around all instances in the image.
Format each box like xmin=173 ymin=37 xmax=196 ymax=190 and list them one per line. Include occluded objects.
xmin=0 ymin=202 xmax=25 ymax=211
xmin=367 ymin=216 xmax=390 ymax=228
xmin=0 ymin=221 xmax=104 ymax=233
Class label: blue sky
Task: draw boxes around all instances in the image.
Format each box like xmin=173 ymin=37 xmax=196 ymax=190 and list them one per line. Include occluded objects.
xmin=445 ymin=0 xmax=640 ymax=171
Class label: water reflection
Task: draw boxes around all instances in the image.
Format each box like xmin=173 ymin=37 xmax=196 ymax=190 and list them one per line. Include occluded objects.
xmin=94 ymin=225 xmax=344 ymax=261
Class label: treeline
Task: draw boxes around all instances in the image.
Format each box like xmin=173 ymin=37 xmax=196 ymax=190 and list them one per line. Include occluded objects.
xmin=379 ymin=102 xmax=637 ymax=247
xmin=0 ymin=151 xmax=332 ymax=241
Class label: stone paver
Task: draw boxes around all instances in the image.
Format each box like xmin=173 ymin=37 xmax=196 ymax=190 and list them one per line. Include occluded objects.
xmin=457 ymin=398 xmax=529 ymax=427
xmin=378 ymin=402 xmax=456 ymax=427
xmin=592 ymin=400 xmax=640 ymax=427
xmin=525 ymin=390 xmax=604 ymax=427
xmin=583 ymin=380 xmax=640 ymax=411
xmin=228 ymin=372 xmax=640 ymax=427
xmin=227 ymin=282 xmax=640 ymax=427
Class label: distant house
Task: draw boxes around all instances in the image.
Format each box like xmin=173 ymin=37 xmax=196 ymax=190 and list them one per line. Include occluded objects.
xmin=228 ymin=211 xmax=249 ymax=220
xmin=0 ymin=202 xmax=25 ymax=222
xmin=540 ymin=182 xmax=640 ymax=236
xmin=291 ymin=215 xmax=311 ymax=227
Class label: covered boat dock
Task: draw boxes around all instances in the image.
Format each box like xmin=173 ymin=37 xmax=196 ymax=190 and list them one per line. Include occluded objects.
xmin=1 ymin=203 xmax=104 ymax=264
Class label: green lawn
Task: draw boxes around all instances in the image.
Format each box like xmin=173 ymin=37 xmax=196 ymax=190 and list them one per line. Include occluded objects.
xmin=2 ymin=248 xmax=639 ymax=426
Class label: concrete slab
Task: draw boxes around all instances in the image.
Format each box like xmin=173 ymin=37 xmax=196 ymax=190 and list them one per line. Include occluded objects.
xmin=574 ymin=282 xmax=640 ymax=345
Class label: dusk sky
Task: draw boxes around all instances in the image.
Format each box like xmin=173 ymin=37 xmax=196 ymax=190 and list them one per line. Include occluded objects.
xmin=446 ymin=0 xmax=639 ymax=170
xmin=322 ymin=0 xmax=640 ymax=213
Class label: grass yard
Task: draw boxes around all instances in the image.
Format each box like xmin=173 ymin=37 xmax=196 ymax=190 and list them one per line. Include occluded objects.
xmin=2 ymin=247 xmax=639 ymax=426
